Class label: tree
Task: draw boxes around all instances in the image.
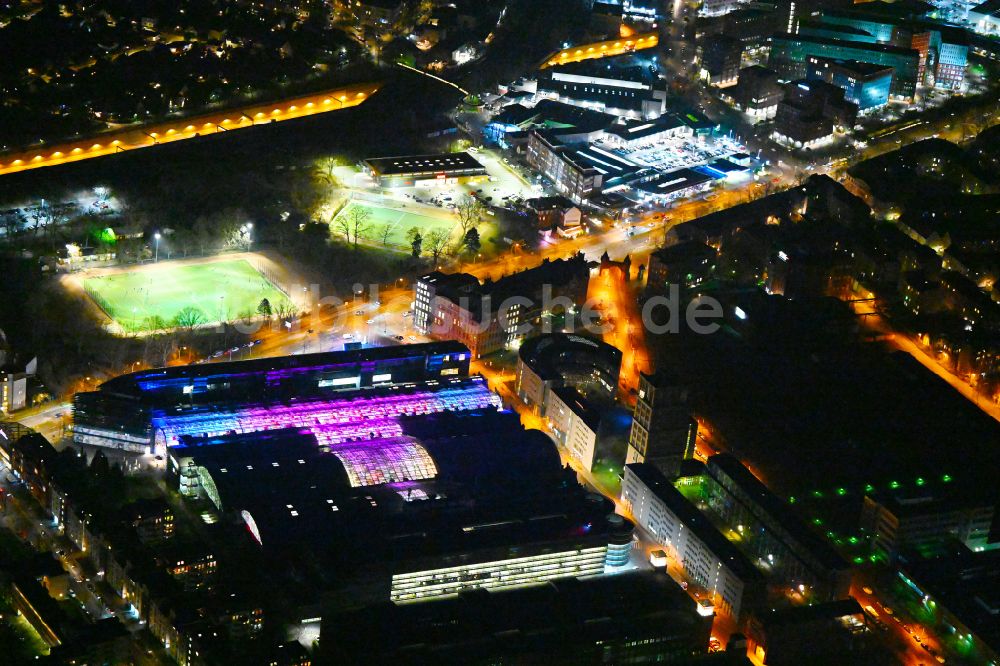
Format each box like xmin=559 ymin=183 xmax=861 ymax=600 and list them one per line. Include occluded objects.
xmin=257 ymin=298 xmax=272 ymax=317
xmin=336 ymin=205 xmax=372 ymax=249
xmin=456 ymin=195 xmax=484 ymax=236
xmin=376 ymin=223 xmax=393 ymax=247
xmin=274 ymin=300 xmax=297 ymax=323
xmin=463 ymin=227 xmax=481 ymax=254
xmin=0 ymin=209 xmax=25 ymax=240
xmin=313 ymin=157 xmax=342 ymax=191
xmin=407 ymin=227 xmax=423 ymax=258
xmin=425 ymin=229 xmax=449 ymax=265
xmin=174 ymin=306 xmax=206 ymax=329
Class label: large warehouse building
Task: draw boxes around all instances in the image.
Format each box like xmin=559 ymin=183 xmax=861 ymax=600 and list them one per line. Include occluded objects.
xmin=361 ymin=152 xmax=488 ymax=188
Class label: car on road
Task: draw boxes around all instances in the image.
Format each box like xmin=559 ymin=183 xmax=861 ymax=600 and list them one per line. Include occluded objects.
xmin=366 ymin=319 xmax=375 ymax=324
xmin=408 ymin=335 xmax=417 ymax=341
xmin=355 ymin=310 xmax=363 ymax=315
xmin=395 ymin=335 xmax=404 ymax=341
xmin=342 ymin=333 xmax=353 ymax=340
xmin=402 ymin=312 xmax=411 ymax=317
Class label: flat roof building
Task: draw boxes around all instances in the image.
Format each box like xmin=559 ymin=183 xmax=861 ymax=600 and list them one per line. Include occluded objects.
xmin=623 ymin=463 xmax=765 ymax=621
xmin=704 ymin=454 xmax=852 ymax=600
xmin=415 ymin=256 xmax=591 ymax=357
xmin=768 ymin=32 xmax=921 ymax=100
xmin=74 ymin=342 xmax=478 ymax=453
xmin=362 ymin=152 xmax=487 ymax=188
xmin=322 ymin=572 xmax=713 ymax=664
xmin=516 ymin=333 xmax=622 ymax=413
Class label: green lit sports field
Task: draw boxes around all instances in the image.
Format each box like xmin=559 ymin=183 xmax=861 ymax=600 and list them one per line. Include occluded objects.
xmin=333 ymin=201 xmax=459 ymax=247
xmin=83 ymin=259 xmax=291 ymax=332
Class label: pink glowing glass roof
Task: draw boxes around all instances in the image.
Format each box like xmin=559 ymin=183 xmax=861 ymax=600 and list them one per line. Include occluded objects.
xmin=329 ymin=437 xmax=438 ymax=487
xmin=154 ymin=377 xmax=500 ymax=447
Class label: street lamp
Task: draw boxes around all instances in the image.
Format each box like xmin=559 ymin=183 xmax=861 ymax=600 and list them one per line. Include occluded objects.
xmin=154 ymin=232 xmax=161 ymax=262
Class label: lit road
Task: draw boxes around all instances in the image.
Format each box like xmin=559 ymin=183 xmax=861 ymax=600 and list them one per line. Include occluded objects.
xmin=851 ymin=578 xmax=949 ymax=666
xmin=540 ymin=32 xmax=659 ymax=69
xmin=851 ymin=291 xmax=1000 ymax=424
xmin=0 ymin=82 xmax=382 ymax=177
xmin=587 ymin=266 xmax=651 ymax=395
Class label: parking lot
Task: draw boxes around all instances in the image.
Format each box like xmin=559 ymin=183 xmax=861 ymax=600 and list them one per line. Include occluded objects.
xmin=599 ymin=133 xmax=748 ymax=172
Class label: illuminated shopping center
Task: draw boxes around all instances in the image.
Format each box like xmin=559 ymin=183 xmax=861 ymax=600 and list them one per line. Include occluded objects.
xmin=73 ymin=342 xmax=481 ymax=453
xmin=72 ymin=343 xmax=634 ymax=604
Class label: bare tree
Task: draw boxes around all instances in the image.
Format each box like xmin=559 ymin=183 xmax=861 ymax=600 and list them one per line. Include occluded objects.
xmin=424 ymin=229 xmax=450 ymax=266
xmin=0 ymin=210 xmax=25 ymax=240
xmin=456 ymin=195 xmax=484 ymax=236
xmin=313 ymin=157 xmax=342 ymax=191
xmin=376 ymin=223 xmax=393 ymax=247
xmin=274 ymin=300 xmax=298 ymax=324
xmin=336 ymin=205 xmax=372 ymax=249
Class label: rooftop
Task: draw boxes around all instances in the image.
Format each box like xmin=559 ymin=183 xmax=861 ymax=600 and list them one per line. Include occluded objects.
xmin=627 ymin=463 xmax=764 ymax=583
xmin=363 ymin=152 xmax=486 ymax=177
xmin=707 ymin=453 xmax=849 ymax=573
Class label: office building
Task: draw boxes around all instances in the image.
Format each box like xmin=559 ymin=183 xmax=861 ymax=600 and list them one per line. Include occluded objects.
xmin=699 ymin=34 xmax=744 ymax=87
xmin=623 ymin=463 xmax=765 ymax=621
xmin=361 ymin=152 xmax=487 ymax=188
xmin=545 ymin=386 xmax=603 ymax=471
xmin=322 ymin=572 xmax=713 ymax=664
xmin=861 ymin=490 xmax=998 ymax=562
xmin=747 ymin=599 xmax=872 ymax=665
xmin=816 ymin=7 xmax=970 ymax=90
xmin=415 ymin=256 xmax=590 ymax=357
xmin=806 ymin=56 xmax=893 ymax=111
xmin=768 ymin=33 xmax=921 ymax=100
xmin=625 ymin=371 xmax=696 ymax=477
xmin=516 ymin=333 xmax=622 ymax=413
xmin=725 ymin=66 xmax=785 ymax=120
xmin=773 ymin=79 xmax=858 ymax=148
xmin=0 ymin=353 xmax=34 ymax=415
xmin=702 ymin=454 xmax=852 ymax=600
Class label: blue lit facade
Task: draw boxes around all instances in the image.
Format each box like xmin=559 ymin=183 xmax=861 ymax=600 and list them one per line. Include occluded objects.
xmin=806 ymin=57 xmax=893 ymax=111
xmin=841 ymin=71 xmax=892 ymax=110
xmin=769 ymin=33 xmax=921 ymax=100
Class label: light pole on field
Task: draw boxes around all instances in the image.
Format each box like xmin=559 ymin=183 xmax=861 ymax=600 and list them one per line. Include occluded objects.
xmin=154 ymin=232 xmax=161 ymax=262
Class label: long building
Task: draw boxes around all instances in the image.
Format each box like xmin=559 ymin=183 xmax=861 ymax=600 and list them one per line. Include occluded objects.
xmin=414 ymin=256 xmax=591 ymax=357
xmin=623 ymin=463 xmax=765 ymax=621
xmin=768 ymin=32 xmax=921 ymax=100
xmin=167 ymin=409 xmax=634 ymax=605
xmin=321 ymin=572 xmax=713 ymax=664
xmin=362 ymin=152 xmax=488 ymax=188
xmin=73 ymin=342 xmax=478 ymax=453
xmin=702 ymin=454 xmax=852 ymax=600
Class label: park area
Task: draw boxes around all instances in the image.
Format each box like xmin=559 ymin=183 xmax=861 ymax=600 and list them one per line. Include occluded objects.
xmin=82 ymin=258 xmax=292 ymax=333
xmin=333 ymin=201 xmax=460 ymax=248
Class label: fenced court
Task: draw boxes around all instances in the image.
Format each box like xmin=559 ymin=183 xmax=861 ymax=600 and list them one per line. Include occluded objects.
xmin=333 ymin=201 xmax=460 ymax=248
xmin=82 ymin=258 xmax=292 ymax=333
